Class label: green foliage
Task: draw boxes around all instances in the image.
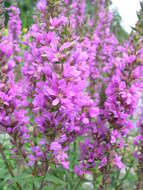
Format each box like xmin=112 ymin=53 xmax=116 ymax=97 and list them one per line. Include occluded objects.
xmin=3 ymin=0 xmax=129 ymax=39
xmin=86 ymin=0 xmax=129 ymax=42
xmin=4 ymin=0 xmax=38 ymax=28
xmin=0 ymin=135 xmax=138 ymax=190
xmin=133 ymin=1 xmax=143 ymax=35
xmin=111 ymin=9 xmax=129 ymax=42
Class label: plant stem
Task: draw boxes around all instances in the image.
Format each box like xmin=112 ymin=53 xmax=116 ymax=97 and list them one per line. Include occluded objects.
xmin=39 ymin=159 xmax=48 ymax=190
xmin=32 ymin=183 xmax=36 ymax=190
xmin=116 ymin=163 xmax=133 ymax=190
xmin=39 ymin=176 xmax=46 ymax=190
xmin=0 ymin=143 xmax=23 ymax=190
xmin=73 ymin=178 xmax=82 ymax=190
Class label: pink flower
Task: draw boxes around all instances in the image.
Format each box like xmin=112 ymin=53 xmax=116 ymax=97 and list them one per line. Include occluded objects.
xmin=114 ymin=154 xmax=124 ymax=169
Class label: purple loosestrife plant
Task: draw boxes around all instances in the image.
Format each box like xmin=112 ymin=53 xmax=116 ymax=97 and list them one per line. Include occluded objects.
xmin=73 ymin=2 xmax=142 ymax=189
xmin=134 ymin=103 xmax=143 ymax=189
xmin=0 ymin=0 xmax=143 ymax=189
xmin=22 ymin=0 xmax=97 ymax=173
xmin=132 ymin=4 xmax=143 ymax=189
xmin=0 ymin=5 xmax=29 ymax=162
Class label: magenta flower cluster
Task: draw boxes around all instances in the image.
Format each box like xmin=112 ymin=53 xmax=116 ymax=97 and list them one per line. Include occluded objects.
xmin=0 ymin=0 xmax=143 ymax=180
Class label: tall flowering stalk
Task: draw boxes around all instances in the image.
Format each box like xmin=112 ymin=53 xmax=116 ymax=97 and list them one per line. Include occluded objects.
xmin=135 ymin=104 xmax=143 ymax=190
xmin=0 ymin=2 xmax=24 ymax=190
xmin=22 ymin=0 xmax=96 ymax=173
xmin=132 ymin=2 xmax=143 ymax=189
xmin=74 ymin=1 xmax=142 ymax=189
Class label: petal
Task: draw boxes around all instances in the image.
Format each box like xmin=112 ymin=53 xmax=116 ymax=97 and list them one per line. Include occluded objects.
xmin=52 ymin=98 xmax=60 ymax=106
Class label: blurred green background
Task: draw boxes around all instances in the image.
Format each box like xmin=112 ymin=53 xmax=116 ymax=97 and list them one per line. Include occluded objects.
xmin=4 ymin=0 xmax=37 ymax=28
xmin=4 ymin=0 xmax=128 ymax=42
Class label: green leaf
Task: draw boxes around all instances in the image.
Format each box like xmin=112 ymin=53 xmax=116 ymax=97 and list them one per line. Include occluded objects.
xmin=0 ymin=166 xmax=7 ymax=179
xmin=55 ymin=184 xmax=66 ymax=190
xmin=45 ymin=173 xmax=66 ymax=185
xmin=3 ymin=173 xmax=34 ymax=187
xmin=43 ymin=187 xmax=53 ymax=190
